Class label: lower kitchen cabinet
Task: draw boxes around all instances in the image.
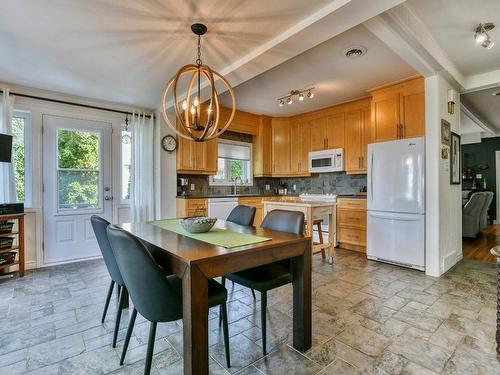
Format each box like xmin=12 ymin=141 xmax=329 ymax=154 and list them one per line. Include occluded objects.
xmin=337 ymin=197 xmax=367 ymax=252
xmin=176 ymin=198 xmax=208 ymax=218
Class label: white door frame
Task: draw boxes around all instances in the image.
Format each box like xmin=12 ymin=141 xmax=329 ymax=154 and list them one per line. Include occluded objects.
xmin=496 ymin=151 xmax=500 ymax=224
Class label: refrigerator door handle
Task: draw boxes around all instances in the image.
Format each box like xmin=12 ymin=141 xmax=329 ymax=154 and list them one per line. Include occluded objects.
xmin=370 ymin=150 xmax=374 ymax=203
xmin=369 ymin=212 xmax=422 ymax=221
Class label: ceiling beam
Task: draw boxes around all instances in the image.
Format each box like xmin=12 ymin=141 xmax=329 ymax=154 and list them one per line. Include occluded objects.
xmin=464 ymin=69 xmax=500 ymax=93
xmin=460 ymin=101 xmax=497 ymax=135
xmin=364 ymin=3 xmax=466 ymax=89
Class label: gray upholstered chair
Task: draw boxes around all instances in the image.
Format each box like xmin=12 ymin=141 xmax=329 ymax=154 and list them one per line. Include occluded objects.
xmin=462 ymin=192 xmax=487 ymax=238
xmin=106 ymin=225 xmax=231 ymax=374
xmin=479 ymin=191 xmax=494 ymax=229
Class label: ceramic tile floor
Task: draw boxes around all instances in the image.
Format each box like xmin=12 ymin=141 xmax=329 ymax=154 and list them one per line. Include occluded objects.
xmin=0 ymin=249 xmax=499 ymax=374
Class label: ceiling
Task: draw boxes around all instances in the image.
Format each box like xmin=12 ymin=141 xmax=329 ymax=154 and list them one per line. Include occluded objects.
xmin=408 ymin=0 xmax=500 ymax=76
xmin=220 ymin=25 xmax=416 ymax=116
xmin=462 ymin=86 xmax=500 ymax=132
xmin=0 ymin=0 xmax=334 ymax=109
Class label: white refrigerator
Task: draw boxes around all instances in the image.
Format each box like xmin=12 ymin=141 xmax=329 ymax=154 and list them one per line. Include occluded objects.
xmin=367 ymin=137 xmax=425 ymax=271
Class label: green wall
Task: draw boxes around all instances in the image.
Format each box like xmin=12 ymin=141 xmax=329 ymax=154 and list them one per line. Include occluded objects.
xmin=461 ymin=136 xmax=500 ymax=222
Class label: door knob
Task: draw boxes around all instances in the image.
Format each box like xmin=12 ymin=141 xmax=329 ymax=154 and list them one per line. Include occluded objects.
xmin=104 ymin=196 xmax=113 ymax=201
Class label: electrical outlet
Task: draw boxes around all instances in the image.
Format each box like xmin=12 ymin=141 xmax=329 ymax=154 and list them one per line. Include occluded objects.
xmin=293 ymin=184 xmax=297 ymax=190
xmin=190 ymin=183 xmax=195 ymax=190
xmin=265 ymin=184 xmax=270 ymax=190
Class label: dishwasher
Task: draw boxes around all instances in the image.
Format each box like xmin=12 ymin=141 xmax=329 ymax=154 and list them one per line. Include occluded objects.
xmin=207 ymin=197 xmax=239 ymax=220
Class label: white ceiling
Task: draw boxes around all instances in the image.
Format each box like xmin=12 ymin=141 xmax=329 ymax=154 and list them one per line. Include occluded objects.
xmin=408 ymin=0 xmax=500 ymax=76
xmin=220 ymin=25 xmax=416 ymax=116
xmin=460 ymin=110 xmax=484 ymax=135
xmin=462 ymin=87 xmax=500 ymax=132
xmin=0 ymin=0 xmax=334 ymax=109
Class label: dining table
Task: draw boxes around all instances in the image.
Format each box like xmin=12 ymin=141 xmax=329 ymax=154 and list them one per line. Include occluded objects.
xmin=118 ymin=219 xmax=312 ymax=375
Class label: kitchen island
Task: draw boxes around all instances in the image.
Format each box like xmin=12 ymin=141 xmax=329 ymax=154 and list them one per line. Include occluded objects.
xmin=262 ymin=198 xmax=336 ymax=263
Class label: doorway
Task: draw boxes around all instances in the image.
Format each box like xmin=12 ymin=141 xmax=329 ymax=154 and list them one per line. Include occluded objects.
xmin=42 ymin=115 xmax=113 ymax=264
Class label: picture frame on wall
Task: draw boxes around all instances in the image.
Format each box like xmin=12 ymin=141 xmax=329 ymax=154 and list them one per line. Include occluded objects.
xmin=441 ymin=119 xmax=451 ymax=146
xmin=450 ymin=131 xmax=461 ymax=184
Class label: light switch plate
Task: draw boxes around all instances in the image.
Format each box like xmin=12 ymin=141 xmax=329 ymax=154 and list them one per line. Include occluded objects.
xmin=265 ymin=184 xmax=270 ymax=190
xmin=190 ymin=184 xmax=195 ymax=190
xmin=293 ymin=184 xmax=297 ymax=190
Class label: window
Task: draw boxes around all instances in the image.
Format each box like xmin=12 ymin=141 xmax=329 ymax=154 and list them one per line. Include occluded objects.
xmin=11 ymin=111 xmax=31 ymax=203
xmin=120 ymin=126 xmax=132 ymax=202
xmin=57 ymin=128 xmax=101 ymax=210
xmin=210 ymin=140 xmax=253 ymax=186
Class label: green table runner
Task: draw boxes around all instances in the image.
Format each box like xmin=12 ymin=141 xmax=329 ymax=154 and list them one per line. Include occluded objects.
xmin=150 ymin=219 xmax=271 ymax=248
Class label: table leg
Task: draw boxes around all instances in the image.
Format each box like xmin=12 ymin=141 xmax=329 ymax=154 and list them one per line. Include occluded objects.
xmin=18 ymin=216 xmax=25 ymax=277
xmin=328 ymin=210 xmax=334 ymax=259
xmin=291 ymin=240 xmax=312 ymax=352
xmin=182 ymin=264 xmax=209 ymax=374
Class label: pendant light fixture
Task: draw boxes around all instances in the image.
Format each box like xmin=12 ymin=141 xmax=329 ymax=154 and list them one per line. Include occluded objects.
xmin=161 ymin=23 xmax=236 ymax=142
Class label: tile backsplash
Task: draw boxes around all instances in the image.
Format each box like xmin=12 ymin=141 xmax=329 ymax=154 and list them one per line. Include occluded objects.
xmin=178 ymin=172 xmax=366 ymax=196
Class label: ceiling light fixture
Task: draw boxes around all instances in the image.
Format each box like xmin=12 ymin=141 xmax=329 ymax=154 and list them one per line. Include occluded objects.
xmin=277 ymin=87 xmax=315 ymax=107
xmin=474 ymin=23 xmax=495 ymax=49
xmin=161 ymin=23 xmax=236 ymax=142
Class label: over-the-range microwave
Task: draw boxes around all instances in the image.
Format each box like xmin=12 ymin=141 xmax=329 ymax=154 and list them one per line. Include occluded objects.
xmin=308 ymin=148 xmax=344 ymax=173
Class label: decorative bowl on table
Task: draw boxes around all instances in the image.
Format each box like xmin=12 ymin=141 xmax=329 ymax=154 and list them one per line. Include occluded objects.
xmin=180 ymin=217 xmax=217 ymax=233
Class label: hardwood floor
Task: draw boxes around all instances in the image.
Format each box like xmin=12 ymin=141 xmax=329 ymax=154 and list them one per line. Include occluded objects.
xmin=462 ymin=224 xmax=500 ymax=264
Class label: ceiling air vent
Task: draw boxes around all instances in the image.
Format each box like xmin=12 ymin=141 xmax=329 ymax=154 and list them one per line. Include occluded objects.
xmin=344 ymin=46 xmax=367 ymax=58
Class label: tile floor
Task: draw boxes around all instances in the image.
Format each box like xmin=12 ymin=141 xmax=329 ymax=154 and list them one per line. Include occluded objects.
xmin=0 ymin=249 xmax=499 ymax=374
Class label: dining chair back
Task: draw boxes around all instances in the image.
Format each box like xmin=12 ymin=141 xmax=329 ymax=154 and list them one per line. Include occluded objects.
xmin=106 ymin=225 xmax=183 ymax=323
xmin=261 ymin=209 xmax=304 ymax=234
xmin=227 ymin=205 xmax=256 ymax=226
xmin=91 ymin=215 xmax=129 ymax=348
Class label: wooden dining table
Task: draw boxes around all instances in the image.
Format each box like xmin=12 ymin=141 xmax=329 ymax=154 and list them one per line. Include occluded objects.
xmin=119 ymin=219 xmax=312 ymax=375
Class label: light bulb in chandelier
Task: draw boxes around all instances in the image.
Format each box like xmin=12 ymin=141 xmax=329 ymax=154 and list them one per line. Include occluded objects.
xmin=182 ymin=100 xmax=188 ymax=110
xmin=298 ymin=93 xmax=304 ymax=101
xmin=193 ymin=96 xmax=199 ymax=107
xmin=287 ymin=97 xmax=293 ymax=105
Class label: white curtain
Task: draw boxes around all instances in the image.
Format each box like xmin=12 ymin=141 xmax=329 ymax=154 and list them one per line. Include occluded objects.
xmin=130 ymin=112 xmax=156 ymax=222
xmin=0 ymin=88 xmax=16 ymax=203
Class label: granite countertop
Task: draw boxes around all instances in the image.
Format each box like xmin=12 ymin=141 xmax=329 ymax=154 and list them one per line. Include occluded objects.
xmin=176 ymin=193 xmax=299 ymax=199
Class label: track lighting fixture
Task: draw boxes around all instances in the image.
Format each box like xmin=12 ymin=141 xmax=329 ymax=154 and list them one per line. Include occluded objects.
xmin=474 ymin=23 xmax=495 ymax=49
xmin=277 ymin=87 xmax=315 ymax=107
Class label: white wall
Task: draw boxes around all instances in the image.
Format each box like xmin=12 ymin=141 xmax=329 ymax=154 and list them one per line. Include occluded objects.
xmin=1 ymin=83 xmax=151 ymax=269
xmin=425 ymin=73 xmax=462 ymax=277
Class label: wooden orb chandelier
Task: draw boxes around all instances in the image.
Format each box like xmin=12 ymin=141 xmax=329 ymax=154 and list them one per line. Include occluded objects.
xmin=161 ymin=23 xmax=236 ymax=142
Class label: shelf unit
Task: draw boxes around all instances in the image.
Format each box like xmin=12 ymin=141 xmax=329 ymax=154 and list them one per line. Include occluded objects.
xmin=0 ymin=213 xmax=25 ymax=277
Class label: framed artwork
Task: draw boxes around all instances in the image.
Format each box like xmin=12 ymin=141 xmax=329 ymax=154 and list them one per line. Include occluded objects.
xmin=450 ymin=131 xmax=461 ymax=184
xmin=441 ymin=119 xmax=451 ymax=146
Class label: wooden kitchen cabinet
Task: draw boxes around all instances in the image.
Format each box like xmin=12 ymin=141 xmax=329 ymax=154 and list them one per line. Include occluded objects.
xmin=271 ymin=118 xmax=291 ymax=176
xmin=253 ymin=116 xmax=272 ymax=177
xmin=176 ymin=198 xmax=208 ymax=218
xmin=337 ymin=197 xmax=367 ymax=252
xmin=310 ymin=117 xmax=328 ymax=151
xmin=326 ymin=112 xmax=345 ymax=149
xmin=290 ymin=121 xmax=311 ymax=176
xmin=370 ymin=77 xmax=424 ymax=142
xmin=344 ymin=106 xmax=370 ymax=174
xmin=176 ymin=136 xmax=217 ymax=174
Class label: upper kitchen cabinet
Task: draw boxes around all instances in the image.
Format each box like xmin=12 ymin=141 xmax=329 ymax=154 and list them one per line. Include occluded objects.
xmin=308 ymin=113 xmax=344 ymax=151
xmin=176 ymin=135 xmax=217 ymax=174
xmin=290 ymin=120 xmax=311 ymax=176
xmin=271 ymin=118 xmax=291 ymax=176
xmin=344 ymin=105 xmax=370 ymax=174
xmin=219 ymin=107 xmax=259 ymax=135
xmin=369 ymin=77 xmax=425 ymax=142
xmin=253 ymin=115 xmax=272 ymax=177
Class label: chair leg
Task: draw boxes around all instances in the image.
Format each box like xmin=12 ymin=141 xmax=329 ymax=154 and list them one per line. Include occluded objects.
xmin=221 ymin=303 xmax=231 ymax=368
xmin=144 ymin=321 xmax=157 ymax=375
xmin=251 ymin=288 xmax=256 ymax=299
xmin=316 ymin=222 xmax=326 ymax=260
xmin=101 ymin=280 xmax=114 ymax=323
xmin=261 ymin=291 xmax=267 ymax=356
xmin=219 ymin=305 xmax=223 ymax=328
xmin=120 ymin=308 xmax=137 ymax=365
xmin=112 ymin=286 xmax=126 ymax=348
xmin=221 ymin=276 xmax=226 ymax=286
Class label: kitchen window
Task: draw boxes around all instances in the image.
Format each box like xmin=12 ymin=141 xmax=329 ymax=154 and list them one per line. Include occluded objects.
xmin=210 ymin=140 xmax=253 ymax=186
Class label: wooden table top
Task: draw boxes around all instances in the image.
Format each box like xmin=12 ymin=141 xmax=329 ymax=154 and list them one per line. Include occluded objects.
xmin=119 ymin=220 xmax=310 ymax=265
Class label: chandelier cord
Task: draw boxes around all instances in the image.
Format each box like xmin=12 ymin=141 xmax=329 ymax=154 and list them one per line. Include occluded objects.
xmin=196 ymin=35 xmax=202 ymax=66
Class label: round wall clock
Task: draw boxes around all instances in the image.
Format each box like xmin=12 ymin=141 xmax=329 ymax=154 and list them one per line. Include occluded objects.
xmin=161 ymin=135 xmax=177 ymax=152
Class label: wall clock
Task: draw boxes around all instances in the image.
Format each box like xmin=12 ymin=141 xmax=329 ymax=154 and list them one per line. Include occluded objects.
xmin=161 ymin=135 xmax=177 ymax=152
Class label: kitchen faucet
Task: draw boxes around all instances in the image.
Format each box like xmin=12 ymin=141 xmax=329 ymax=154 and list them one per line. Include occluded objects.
xmin=232 ymin=178 xmax=241 ymax=195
